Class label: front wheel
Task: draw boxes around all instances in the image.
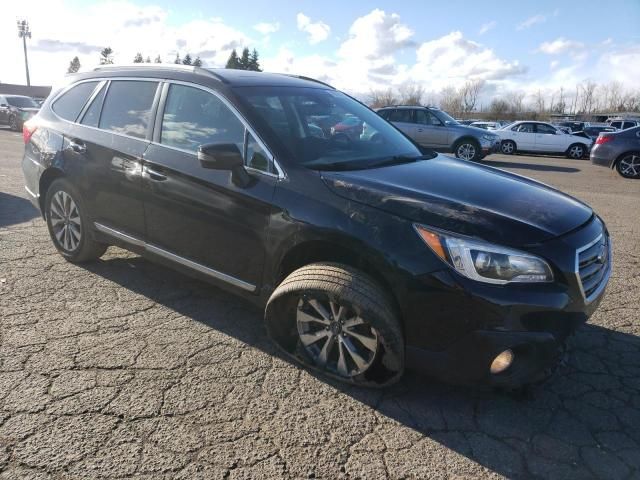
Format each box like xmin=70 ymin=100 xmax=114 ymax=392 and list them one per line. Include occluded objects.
xmin=616 ymin=152 xmax=640 ymax=179
xmin=566 ymin=143 xmax=586 ymax=159
xmin=45 ymin=178 xmax=108 ymax=262
xmin=9 ymin=115 xmax=20 ymax=132
xmin=454 ymin=140 xmax=481 ymax=161
xmin=265 ymin=263 xmax=404 ymax=387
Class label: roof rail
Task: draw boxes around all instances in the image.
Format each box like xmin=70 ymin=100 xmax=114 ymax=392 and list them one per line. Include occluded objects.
xmin=91 ymin=64 xmax=228 ymax=83
xmin=283 ymin=74 xmax=335 ymax=89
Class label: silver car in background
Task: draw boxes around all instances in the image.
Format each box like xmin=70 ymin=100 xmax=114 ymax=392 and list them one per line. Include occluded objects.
xmin=591 ymin=126 xmax=640 ymax=179
xmin=376 ymin=106 xmax=500 ymax=162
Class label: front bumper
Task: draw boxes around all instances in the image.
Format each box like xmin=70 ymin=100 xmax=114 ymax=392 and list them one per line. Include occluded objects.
xmin=401 ymin=216 xmax=611 ymax=388
xmin=481 ymin=138 xmax=501 ymax=156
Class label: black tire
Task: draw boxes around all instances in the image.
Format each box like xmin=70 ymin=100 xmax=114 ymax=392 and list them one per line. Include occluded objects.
xmin=265 ymin=263 xmax=404 ymax=387
xmin=45 ymin=178 xmax=108 ymax=262
xmin=9 ymin=115 xmax=20 ymax=132
xmin=566 ymin=143 xmax=586 ymax=159
xmin=615 ymin=152 xmax=640 ymax=179
xmin=453 ymin=139 xmax=481 ymax=162
xmin=501 ymin=140 xmax=516 ymax=155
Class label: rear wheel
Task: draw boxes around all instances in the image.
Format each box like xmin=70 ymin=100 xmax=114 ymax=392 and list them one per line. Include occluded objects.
xmin=566 ymin=143 xmax=585 ymax=159
xmin=501 ymin=140 xmax=516 ymax=155
xmin=616 ymin=152 xmax=640 ymax=179
xmin=45 ymin=178 xmax=107 ymax=262
xmin=9 ymin=115 xmax=19 ymax=132
xmin=454 ymin=140 xmax=481 ymax=161
xmin=265 ymin=263 xmax=404 ymax=387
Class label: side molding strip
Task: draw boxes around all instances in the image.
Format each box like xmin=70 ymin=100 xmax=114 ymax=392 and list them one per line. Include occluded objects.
xmin=94 ymin=222 xmax=256 ymax=292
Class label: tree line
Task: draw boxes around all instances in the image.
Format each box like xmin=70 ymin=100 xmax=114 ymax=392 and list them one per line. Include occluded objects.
xmin=67 ymin=46 xmax=262 ymax=74
xmin=369 ymin=79 xmax=640 ymax=118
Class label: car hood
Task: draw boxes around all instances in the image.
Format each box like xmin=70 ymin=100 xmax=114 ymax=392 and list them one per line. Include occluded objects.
xmin=321 ymin=155 xmax=593 ymax=246
xmin=450 ymin=124 xmax=497 ymax=136
xmin=18 ymin=107 xmax=39 ymax=113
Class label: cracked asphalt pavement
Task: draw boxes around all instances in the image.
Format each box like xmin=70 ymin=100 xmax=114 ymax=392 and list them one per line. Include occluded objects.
xmin=1 ymin=126 xmax=639 ymax=479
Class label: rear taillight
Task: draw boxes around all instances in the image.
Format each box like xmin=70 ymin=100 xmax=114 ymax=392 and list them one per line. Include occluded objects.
xmin=23 ymin=122 xmax=37 ymax=144
xmin=595 ymin=135 xmax=614 ymax=145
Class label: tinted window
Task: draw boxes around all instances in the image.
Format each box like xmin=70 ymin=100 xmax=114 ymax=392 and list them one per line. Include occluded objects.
xmin=246 ymin=132 xmax=272 ymax=173
xmin=99 ymin=81 xmax=158 ymax=139
xmin=610 ymin=121 xmax=622 ymax=129
xmin=7 ymin=96 xmax=39 ymax=108
xmin=536 ymin=124 xmax=557 ymax=134
xmin=415 ymin=110 xmax=441 ymax=126
xmin=387 ymin=109 xmax=412 ymax=123
xmin=160 ymin=83 xmax=244 ymax=152
xmin=377 ymin=109 xmax=390 ymax=120
xmin=80 ymin=84 xmax=106 ymax=128
xmin=52 ymin=82 xmax=98 ymax=121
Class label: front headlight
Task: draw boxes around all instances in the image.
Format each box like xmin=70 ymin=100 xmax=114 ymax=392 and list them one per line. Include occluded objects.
xmin=414 ymin=224 xmax=553 ymax=284
xmin=482 ymin=134 xmax=497 ymax=141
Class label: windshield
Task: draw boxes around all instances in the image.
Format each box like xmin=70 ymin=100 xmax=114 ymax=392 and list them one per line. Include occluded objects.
xmin=234 ymin=86 xmax=426 ymax=170
xmin=430 ymin=109 xmax=459 ymax=125
xmin=7 ymin=96 xmax=38 ymax=108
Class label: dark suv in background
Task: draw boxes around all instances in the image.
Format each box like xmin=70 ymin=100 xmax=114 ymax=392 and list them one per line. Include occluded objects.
xmin=22 ymin=65 xmax=611 ymax=389
xmin=0 ymin=94 xmax=40 ymax=131
xmin=377 ymin=105 xmax=501 ymax=162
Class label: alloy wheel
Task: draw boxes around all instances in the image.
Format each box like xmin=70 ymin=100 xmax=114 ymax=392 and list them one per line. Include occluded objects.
xmin=501 ymin=141 xmax=514 ymax=154
xmin=457 ymin=143 xmax=476 ymax=161
xmin=569 ymin=145 xmax=584 ymax=159
xmin=296 ymin=295 xmax=378 ymax=377
xmin=49 ymin=191 xmax=82 ymax=251
xmin=10 ymin=116 xmax=18 ymax=131
xmin=618 ymin=154 xmax=640 ymax=178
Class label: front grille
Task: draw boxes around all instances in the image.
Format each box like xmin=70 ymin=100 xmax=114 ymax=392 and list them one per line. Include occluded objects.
xmin=577 ymin=233 xmax=610 ymax=300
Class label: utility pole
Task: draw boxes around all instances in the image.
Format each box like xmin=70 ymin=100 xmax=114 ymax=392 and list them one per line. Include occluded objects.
xmin=17 ymin=19 xmax=31 ymax=86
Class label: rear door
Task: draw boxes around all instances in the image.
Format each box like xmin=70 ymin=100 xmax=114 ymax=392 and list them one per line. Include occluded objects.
xmin=141 ymin=82 xmax=277 ymax=291
xmin=413 ymin=109 xmax=448 ymax=148
xmin=511 ymin=123 xmax=536 ymax=150
xmin=387 ymin=109 xmax=416 ymax=140
xmin=71 ymin=79 xmax=159 ymax=239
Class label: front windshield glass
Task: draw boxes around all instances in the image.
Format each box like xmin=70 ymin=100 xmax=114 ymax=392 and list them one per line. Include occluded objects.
xmin=7 ymin=97 xmax=38 ymax=108
xmin=234 ymin=86 xmax=426 ymax=170
xmin=431 ymin=109 xmax=459 ymax=125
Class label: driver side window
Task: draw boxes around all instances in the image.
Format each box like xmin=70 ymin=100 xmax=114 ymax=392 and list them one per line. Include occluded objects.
xmin=536 ymin=124 xmax=557 ymax=135
xmin=414 ymin=110 xmax=440 ymax=126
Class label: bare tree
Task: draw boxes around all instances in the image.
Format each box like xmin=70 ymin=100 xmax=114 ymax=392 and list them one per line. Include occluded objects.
xmin=439 ymin=86 xmax=463 ymax=116
xmin=577 ymin=80 xmax=597 ymax=113
xmin=460 ymin=79 xmax=485 ymax=113
xmin=533 ymin=90 xmax=546 ymax=114
xmin=398 ymin=82 xmax=425 ymax=105
xmin=505 ymin=90 xmax=525 ymax=114
xmin=368 ymin=88 xmax=398 ymax=108
xmin=489 ymin=98 xmax=509 ymax=118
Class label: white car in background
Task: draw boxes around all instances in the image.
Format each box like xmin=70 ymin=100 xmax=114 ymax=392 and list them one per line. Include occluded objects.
xmin=495 ymin=121 xmax=593 ymax=159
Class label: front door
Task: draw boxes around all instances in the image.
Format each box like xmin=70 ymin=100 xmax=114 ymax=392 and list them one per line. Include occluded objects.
xmin=142 ymin=82 xmax=276 ymax=291
xmin=534 ymin=123 xmax=565 ymax=152
xmin=413 ymin=109 xmax=448 ymax=148
xmin=511 ymin=123 xmax=537 ymax=149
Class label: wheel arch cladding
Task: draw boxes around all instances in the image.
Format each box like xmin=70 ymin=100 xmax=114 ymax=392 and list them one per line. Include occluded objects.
xmin=38 ymin=167 xmax=66 ymax=216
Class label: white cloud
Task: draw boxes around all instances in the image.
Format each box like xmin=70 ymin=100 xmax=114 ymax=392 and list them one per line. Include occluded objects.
xmin=479 ymin=21 xmax=497 ymax=35
xmin=538 ymin=37 xmax=585 ymax=55
xmin=338 ymin=9 xmax=414 ymax=60
xmin=550 ymin=60 xmax=559 ymax=69
xmin=296 ymin=13 xmax=330 ymax=45
xmin=517 ymin=14 xmax=546 ymax=30
xmin=253 ymin=22 xmax=280 ymax=35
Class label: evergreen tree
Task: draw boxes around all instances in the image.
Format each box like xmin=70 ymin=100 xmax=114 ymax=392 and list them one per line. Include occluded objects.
xmin=174 ymin=53 xmax=181 ymax=64
xmin=145 ymin=56 xmax=151 ymax=63
xmin=99 ymin=47 xmax=114 ymax=65
xmin=248 ymin=49 xmax=261 ymax=71
xmin=154 ymin=55 xmax=162 ymax=63
xmin=193 ymin=56 xmax=203 ymax=67
xmin=67 ymin=56 xmax=81 ymax=74
xmin=182 ymin=53 xmax=192 ymax=65
xmin=133 ymin=52 xmax=144 ymax=63
xmin=225 ymin=49 xmax=240 ymax=69
xmin=239 ymin=48 xmax=250 ymax=69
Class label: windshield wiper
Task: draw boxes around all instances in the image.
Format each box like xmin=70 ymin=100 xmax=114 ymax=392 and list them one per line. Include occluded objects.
xmin=363 ymin=154 xmax=428 ymax=169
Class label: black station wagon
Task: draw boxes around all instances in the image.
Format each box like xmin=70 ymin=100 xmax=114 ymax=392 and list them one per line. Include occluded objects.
xmin=22 ymin=65 xmax=611 ymax=388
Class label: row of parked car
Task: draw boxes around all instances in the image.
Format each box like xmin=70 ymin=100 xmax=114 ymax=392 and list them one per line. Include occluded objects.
xmin=0 ymin=94 xmax=41 ymax=131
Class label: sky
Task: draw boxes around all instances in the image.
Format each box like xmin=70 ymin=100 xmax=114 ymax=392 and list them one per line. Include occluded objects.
xmin=1 ymin=0 xmax=639 ymax=106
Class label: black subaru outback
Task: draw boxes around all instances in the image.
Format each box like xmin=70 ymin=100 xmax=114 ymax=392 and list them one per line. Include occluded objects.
xmin=22 ymin=65 xmax=611 ymax=388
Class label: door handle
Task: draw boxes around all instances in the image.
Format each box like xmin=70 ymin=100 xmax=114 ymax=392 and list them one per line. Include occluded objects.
xmin=417 ymin=128 xmax=424 ymax=132
xmin=143 ymin=165 xmax=167 ymax=181
xmin=68 ymin=139 xmax=86 ymax=153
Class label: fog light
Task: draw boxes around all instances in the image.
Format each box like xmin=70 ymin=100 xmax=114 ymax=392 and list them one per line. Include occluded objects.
xmin=490 ymin=349 xmax=514 ymax=374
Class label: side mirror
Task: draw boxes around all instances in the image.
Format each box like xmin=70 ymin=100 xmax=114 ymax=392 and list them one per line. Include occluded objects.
xmin=198 ymin=142 xmax=252 ymax=188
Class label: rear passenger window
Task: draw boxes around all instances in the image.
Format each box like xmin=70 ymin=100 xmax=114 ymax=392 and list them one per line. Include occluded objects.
xmin=387 ymin=109 xmax=412 ymax=123
xmin=52 ymin=82 xmax=99 ymax=122
xmin=80 ymin=84 xmax=106 ymax=128
xmin=99 ymin=81 xmax=158 ymax=139
xmin=160 ymin=83 xmax=244 ymax=153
